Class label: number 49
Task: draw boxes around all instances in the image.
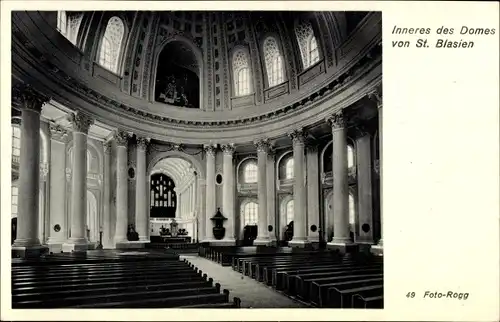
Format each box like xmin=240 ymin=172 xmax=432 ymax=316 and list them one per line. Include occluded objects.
xmin=406 ymin=292 xmax=415 ymax=298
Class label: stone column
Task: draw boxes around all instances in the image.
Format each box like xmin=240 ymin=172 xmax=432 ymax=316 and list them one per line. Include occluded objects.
xmin=102 ymin=141 xmax=112 ymax=248
xmin=63 ymin=112 xmax=94 ymax=252
xmin=355 ymin=128 xmax=374 ymax=244
xmin=306 ymin=144 xmax=320 ymax=243
xmin=198 ymin=177 xmax=206 ymax=242
xmin=327 ymin=111 xmax=352 ymax=249
xmin=221 ymin=144 xmax=236 ymax=244
xmin=114 ymin=131 xmax=129 ymax=244
xmin=288 ymin=130 xmax=309 ymax=247
xmin=370 ymin=86 xmax=383 ymax=254
xmin=254 ymin=139 xmax=270 ymax=245
xmin=266 ymin=151 xmax=277 ymax=243
xmin=135 ymin=136 xmax=150 ymax=243
xmin=203 ymin=144 xmax=217 ymax=241
xmin=12 ymin=86 xmax=50 ymax=258
xmin=47 ymin=124 xmax=68 ymax=252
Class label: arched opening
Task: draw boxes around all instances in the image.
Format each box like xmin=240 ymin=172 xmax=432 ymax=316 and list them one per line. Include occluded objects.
xmin=149 ymin=156 xmax=198 ymax=242
xmin=154 ymin=41 xmax=200 ymax=109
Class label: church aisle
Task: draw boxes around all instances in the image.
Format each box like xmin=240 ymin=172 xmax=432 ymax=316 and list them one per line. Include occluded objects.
xmin=180 ymin=255 xmax=307 ymax=308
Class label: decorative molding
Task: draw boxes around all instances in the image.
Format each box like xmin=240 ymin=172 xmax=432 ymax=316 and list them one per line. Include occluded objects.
xmin=136 ymin=136 xmax=151 ymax=150
xmin=326 ymin=111 xmax=346 ymax=129
xmin=12 ymin=84 xmax=50 ymax=113
xmin=115 ymin=130 xmax=130 ymax=147
xmin=49 ymin=123 xmax=69 ymax=142
xmin=69 ymin=112 xmax=94 ymax=134
xmin=288 ymin=129 xmax=306 ymax=145
xmin=368 ymin=83 xmax=382 ymax=108
xmin=246 ymin=13 xmax=264 ymax=104
xmin=203 ymin=144 xmax=217 ymax=157
xmin=221 ymin=143 xmax=235 ymax=155
xmin=103 ymin=141 xmax=113 ymax=154
xmin=254 ymin=139 xmax=271 ymax=154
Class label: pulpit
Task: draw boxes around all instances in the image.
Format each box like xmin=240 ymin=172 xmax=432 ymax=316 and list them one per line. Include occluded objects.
xmin=211 ymin=208 xmax=227 ymax=240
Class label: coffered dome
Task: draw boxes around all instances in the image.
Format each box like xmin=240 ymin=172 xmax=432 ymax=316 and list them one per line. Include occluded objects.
xmin=11 ymin=10 xmax=381 ymax=144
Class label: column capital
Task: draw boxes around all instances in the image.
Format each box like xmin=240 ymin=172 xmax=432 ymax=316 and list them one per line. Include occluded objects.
xmin=49 ymin=123 xmax=69 ymax=143
xmin=69 ymin=113 xmax=94 ymax=134
xmin=221 ymin=143 xmax=235 ymax=155
xmin=326 ymin=111 xmax=346 ymax=129
xmin=288 ymin=129 xmax=306 ymax=145
xmin=203 ymin=144 xmax=217 ymax=157
xmin=104 ymin=141 xmax=113 ymax=154
xmin=11 ymin=116 xmax=22 ymax=126
xmin=368 ymin=84 xmax=382 ymax=109
xmin=136 ymin=136 xmax=151 ymax=150
xmin=115 ymin=130 xmax=130 ymax=147
xmin=254 ymin=139 xmax=271 ymax=153
xmin=13 ymin=84 xmax=50 ymax=113
xmin=352 ymin=125 xmax=370 ymax=139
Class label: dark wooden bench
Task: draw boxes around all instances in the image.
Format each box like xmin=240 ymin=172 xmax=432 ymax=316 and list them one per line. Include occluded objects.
xmin=352 ymin=294 xmax=384 ymax=309
xmin=292 ymin=267 xmax=382 ymax=300
xmin=273 ymin=262 xmax=372 ymax=290
xmin=309 ymin=273 xmax=383 ymax=307
xmin=327 ymin=283 xmax=383 ymax=308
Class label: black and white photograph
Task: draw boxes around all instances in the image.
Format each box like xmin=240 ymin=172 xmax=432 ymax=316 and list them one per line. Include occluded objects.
xmin=8 ymin=5 xmax=380 ymax=310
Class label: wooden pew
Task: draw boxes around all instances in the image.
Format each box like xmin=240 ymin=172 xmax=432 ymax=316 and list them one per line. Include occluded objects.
xmin=273 ymin=262 xmax=372 ymax=290
xmin=352 ymin=294 xmax=384 ymax=309
xmin=327 ymin=283 xmax=383 ymax=308
xmin=290 ymin=266 xmax=382 ymax=298
xmin=309 ymin=273 xmax=383 ymax=307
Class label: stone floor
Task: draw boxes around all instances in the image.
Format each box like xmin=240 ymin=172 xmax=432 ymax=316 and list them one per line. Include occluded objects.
xmin=180 ymin=255 xmax=307 ymax=308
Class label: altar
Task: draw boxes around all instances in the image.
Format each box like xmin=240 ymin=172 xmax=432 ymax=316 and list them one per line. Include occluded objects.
xmin=149 ymin=218 xmax=195 ymax=245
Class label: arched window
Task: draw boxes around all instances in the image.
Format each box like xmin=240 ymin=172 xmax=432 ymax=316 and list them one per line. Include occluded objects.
xmin=98 ymin=16 xmax=125 ymax=73
xmin=263 ymin=37 xmax=284 ymax=87
xmin=349 ymin=194 xmax=355 ymax=225
xmin=243 ymin=202 xmax=258 ymax=226
xmin=309 ymin=36 xmax=319 ymax=65
xmin=347 ymin=145 xmax=354 ymax=168
xmin=11 ymin=186 xmax=18 ymax=218
xmin=286 ymin=199 xmax=294 ymax=225
xmin=243 ymin=162 xmax=258 ymax=183
xmin=11 ymin=125 xmax=21 ymax=158
xmin=232 ymin=49 xmax=251 ymax=96
xmin=57 ymin=11 xmax=83 ymax=45
xmin=285 ymin=158 xmax=294 ymax=179
xmin=295 ymin=20 xmax=320 ymax=69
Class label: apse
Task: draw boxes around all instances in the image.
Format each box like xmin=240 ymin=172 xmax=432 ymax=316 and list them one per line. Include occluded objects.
xmin=154 ymin=41 xmax=200 ymax=109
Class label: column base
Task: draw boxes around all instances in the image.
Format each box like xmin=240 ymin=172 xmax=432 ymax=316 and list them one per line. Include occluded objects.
xmin=116 ymin=241 xmax=148 ymax=249
xmin=371 ymin=240 xmax=384 ymax=256
xmin=46 ymin=241 xmax=65 ymax=254
xmin=12 ymin=245 xmax=49 ymax=259
xmin=288 ymin=239 xmax=311 ymax=248
xmin=139 ymin=236 xmax=151 ymax=243
xmin=327 ymin=238 xmax=358 ymax=253
xmin=254 ymin=238 xmax=271 ymax=246
xmin=62 ymin=241 xmax=88 ymax=253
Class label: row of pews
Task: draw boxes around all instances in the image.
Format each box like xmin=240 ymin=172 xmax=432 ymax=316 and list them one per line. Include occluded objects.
xmin=12 ymin=250 xmax=240 ymax=308
xmin=201 ymin=245 xmax=383 ymax=309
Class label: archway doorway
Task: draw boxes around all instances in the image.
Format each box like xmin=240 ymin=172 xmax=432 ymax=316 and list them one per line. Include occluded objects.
xmin=154 ymin=41 xmax=200 ymax=109
xmin=149 ymin=156 xmax=198 ymax=243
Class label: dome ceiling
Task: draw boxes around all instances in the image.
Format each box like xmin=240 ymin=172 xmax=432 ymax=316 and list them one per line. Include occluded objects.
xmin=11 ymin=10 xmax=381 ymax=144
